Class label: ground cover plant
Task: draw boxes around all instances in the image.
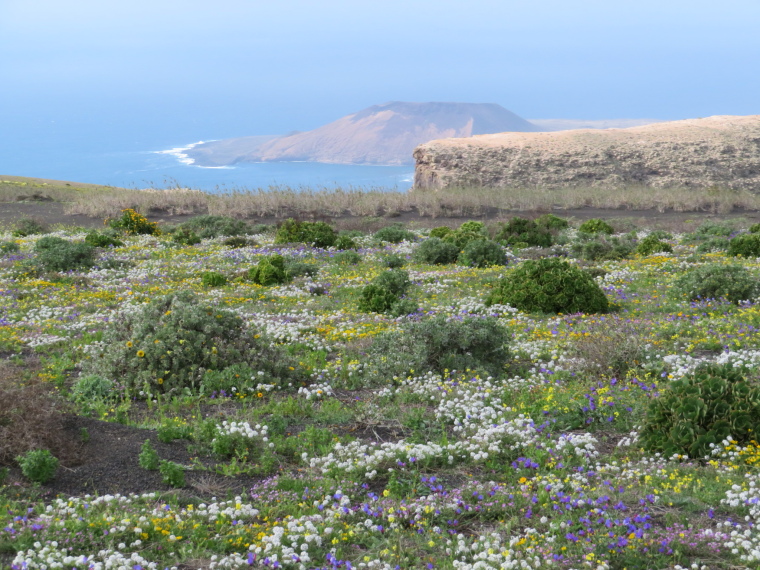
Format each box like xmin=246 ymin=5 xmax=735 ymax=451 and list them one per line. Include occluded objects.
xmin=6 ymin=211 xmax=760 ymax=570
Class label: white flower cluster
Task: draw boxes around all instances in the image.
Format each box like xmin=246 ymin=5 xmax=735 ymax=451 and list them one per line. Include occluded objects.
xmin=12 ymin=545 xmax=168 ymax=570
xmin=297 ymin=381 xmax=333 ymax=400
xmin=214 ymin=421 xmax=269 ymax=442
xmin=662 ymin=348 xmax=760 ymax=379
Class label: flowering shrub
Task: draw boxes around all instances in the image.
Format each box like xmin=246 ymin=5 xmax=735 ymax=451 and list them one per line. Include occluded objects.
xmin=107 ymin=208 xmax=160 ymax=235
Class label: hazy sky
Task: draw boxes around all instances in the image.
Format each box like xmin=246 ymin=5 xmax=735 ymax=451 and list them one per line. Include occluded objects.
xmin=1 ymin=0 xmax=759 ymax=149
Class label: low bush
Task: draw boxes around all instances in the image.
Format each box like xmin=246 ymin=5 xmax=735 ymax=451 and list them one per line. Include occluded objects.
xmin=571 ymin=235 xmax=635 ymax=261
xmin=495 ymin=217 xmax=552 ymax=248
xmin=201 ymin=271 xmax=227 ymax=287
xmin=640 ymin=363 xmax=760 ymax=458
xmin=159 ymin=460 xmax=185 ymax=487
xmin=284 ymin=260 xmax=319 ymax=279
xmin=577 ymin=218 xmax=614 ymax=235
xmin=249 ymin=254 xmax=290 ymax=286
xmin=34 ymin=237 xmax=96 ymax=272
xmin=369 ymin=314 xmax=510 ymax=379
xmin=671 ymin=264 xmax=759 ymax=304
xmin=374 ymin=224 xmax=416 ymax=244
xmin=373 ymin=269 xmax=411 ymax=296
xmin=728 ymin=233 xmax=760 ymax=257
xmin=70 ymin=375 xmax=115 ymax=404
xmin=12 ymin=218 xmax=47 ymax=237
xmin=696 ymin=237 xmax=729 ymax=253
xmin=535 ymin=213 xmax=569 ymax=230
xmin=458 ymin=239 xmax=507 ymax=268
xmin=138 ymin=440 xmax=160 ymax=471
xmin=171 ymin=227 xmax=201 ymax=246
xmin=275 ymin=219 xmax=337 ymax=248
xmin=84 ymin=232 xmax=124 ymax=248
xmin=331 ymin=251 xmax=362 ymax=265
xmin=81 ymin=290 xmax=301 ymax=395
xmin=107 ymin=209 xmax=160 ymax=236
xmin=223 ymin=236 xmax=250 ymax=248
xmin=357 ymin=270 xmax=416 ymax=316
xmin=16 ymin=449 xmax=59 ymax=484
xmin=429 ymin=226 xmax=453 ymax=239
xmin=636 ymin=235 xmax=673 ymax=256
xmin=334 ymin=235 xmax=358 ymax=250
xmin=175 ymin=215 xmax=251 ymax=239
xmin=382 ymin=254 xmax=405 ymax=268
xmin=487 ymin=258 xmax=609 ymax=314
xmin=413 ymin=237 xmax=459 ymax=265
xmin=0 ymin=241 xmax=20 ymax=254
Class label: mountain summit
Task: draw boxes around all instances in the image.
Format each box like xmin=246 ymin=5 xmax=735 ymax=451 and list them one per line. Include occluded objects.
xmin=185 ymin=102 xmax=537 ymax=166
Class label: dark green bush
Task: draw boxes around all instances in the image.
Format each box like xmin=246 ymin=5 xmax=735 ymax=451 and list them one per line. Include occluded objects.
xmin=176 ymin=215 xmax=251 ymax=238
xmin=442 ymin=229 xmax=484 ymax=250
xmin=429 ymin=226 xmax=453 ymax=239
xmin=334 ymin=235 xmax=358 ymax=250
xmin=201 ymin=271 xmax=227 ymax=287
xmin=0 ymin=241 xmax=20 ymax=254
xmin=458 ymin=239 xmax=507 ymax=268
xmin=495 ymin=217 xmax=552 ymax=248
xmin=16 ymin=449 xmax=58 ymax=483
xmin=223 ymin=236 xmax=250 ymax=248
xmin=171 ymin=227 xmax=201 ymax=246
xmin=382 ymin=254 xmax=405 ymax=268
xmin=750 ymin=223 xmax=760 ymax=234
xmin=535 ymin=213 xmax=569 ymax=230
xmin=577 ymin=218 xmax=614 ymax=235
xmin=413 ymin=237 xmax=460 ymax=265
xmin=369 ymin=314 xmax=510 ymax=379
xmin=374 ymin=224 xmax=416 ymax=244
xmin=358 ymin=285 xmax=402 ymax=315
xmin=671 ymin=264 xmax=759 ymax=304
xmin=728 ymin=233 xmax=760 ymax=257
xmin=357 ymin=270 xmax=415 ymax=316
xmin=85 ymin=232 xmax=124 ymax=248
xmin=571 ymin=236 xmax=635 ymax=261
xmin=636 ymin=235 xmax=673 ymax=256
xmin=249 ymin=254 xmax=290 ymax=286
xmin=640 ymin=363 xmax=760 ymax=458
xmin=284 ymin=260 xmax=319 ymax=279
xmin=373 ymin=269 xmax=411 ymax=296
xmin=486 ymin=258 xmax=609 ymax=314
xmin=34 ymin=237 xmax=96 ymax=272
xmin=82 ymin=290 xmax=300 ymax=395
xmin=275 ymin=219 xmax=337 ymax=248
xmin=331 ymin=251 xmax=362 ymax=265
xmin=696 ymin=237 xmax=730 ymax=253
xmin=648 ymin=230 xmax=673 ymax=240
xmin=12 ymin=218 xmax=47 ymax=237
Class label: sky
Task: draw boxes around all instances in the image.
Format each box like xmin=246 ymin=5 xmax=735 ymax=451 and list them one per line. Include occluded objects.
xmin=1 ymin=0 xmax=759 ymax=152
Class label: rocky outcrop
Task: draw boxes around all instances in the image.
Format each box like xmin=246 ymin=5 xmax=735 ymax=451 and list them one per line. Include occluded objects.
xmin=186 ymin=102 xmax=537 ymax=166
xmin=413 ymin=115 xmax=760 ymax=191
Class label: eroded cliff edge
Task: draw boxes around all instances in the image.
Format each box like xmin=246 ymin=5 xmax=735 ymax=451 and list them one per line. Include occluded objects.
xmin=413 ymin=115 xmax=760 ymax=191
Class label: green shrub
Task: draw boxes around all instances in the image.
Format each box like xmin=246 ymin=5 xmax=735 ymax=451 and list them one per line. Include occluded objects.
xmin=16 ymin=449 xmax=59 ymax=483
xmin=357 ymin=285 xmax=399 ymax=314
xmin=696 ymin=237 xmax=730 ymax=253
xmin=458 ymin=239 xmax=507 ymax=268
xmin=171 ymin=227 xmax=201 ymax=246
xmin=535 ymin=213 xmax=569 ymax=230
xmin=374 ymin=224 xmax=416 ymax=244
xmin=487 ymin=258 xmax=609 ymax=314
xmin=0 ymin=241 xmax=20 ymax=254
xmin=176 ymin=215 xmax=251 ymax=238
xmin=108 ymin=209 xmax=160 ymax=236
xmin=82 ymin=290 xmax=300 ymax=395
xmin=671 ymin=264 xmax=759 ymax=304
xmin=369 ymin=314 xmax=510 ymax=379
xmin=640 ymin=363 xmax=760 ymax=458
xmin=249 ymin=254 xmax=290 ymax=286
xmin=577 ymin=218 xmax=614 ymax=235
xmin=728 ymin=233 xmax=760 ymax=257
xmin=373 ymin=269 xmax=411 ymax=296
xmin=223 ymin=236 xmax=250 ymax=248
xmin=442 ymin=230 xmax=484 ymax=250
xmin=34 ymin=237 xmax=95 ymax=272
xmin=571 ymin=236 xmax=635 ymax=261
xmin=201 ymin=271 xmax=227 ymax=287
xmin=636 ymin=235 xmax=673 ymax=256
xmin=331 ymin=251 xmax=362 ymax=265
xmin=429 ymin=226 xmax=452 ymax=239
xmin=648 ymin=230 xmax=673 ymax=240
xmin=691 ymin=221 xmax=734 ymax=239
xmin=495 ymin=217 xmax=552 ymax=248
xmin=274 ymin=219 xmax=337 ymax=248
xmin=158 ymin=460 xmax=185 ymax=487
xmin=382 ymin=254 xmax=405 ymax=268
xmin=750 ymin=223 xmax=760 ymax=234
xmin=334 ymin=235 xmax=358 ymax=250
xmin=284 ymin=260 xmax=319 ymax=279
xmin=12 ymin=218 xmax=47 ymax=237
xmin=70 ymin=375 xmax=115 ymax=403
xmin=138 ymin=440 xmax=160 ymax=470
xmin=413 ymin=237 xmax=459 ymax=265
xmin=84 ymin=232 xmax=124 ymax=248
xmin=357 ymin=270 xmax=415 ymax=316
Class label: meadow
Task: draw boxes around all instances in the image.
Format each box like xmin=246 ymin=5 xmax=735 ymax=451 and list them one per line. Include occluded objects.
xmin=3 ymin=205 xmax=760 ymax=570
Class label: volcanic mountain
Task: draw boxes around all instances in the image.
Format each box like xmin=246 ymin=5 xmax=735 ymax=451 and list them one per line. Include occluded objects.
xmin=185 ymin=102 xmax=538 ymax=166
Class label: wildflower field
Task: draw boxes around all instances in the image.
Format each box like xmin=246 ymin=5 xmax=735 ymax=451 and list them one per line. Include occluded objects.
xmin=4 ymin=209 xmax=760 ymax=570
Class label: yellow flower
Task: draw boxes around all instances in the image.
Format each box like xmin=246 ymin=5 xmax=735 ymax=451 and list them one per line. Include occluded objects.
xmin=126 ymin=341 xmax=133 ymax=348
xmin=157 ymin=378 xmax=164 ymax=384
xmin=137 ymin=350 xmax=145 ymax=358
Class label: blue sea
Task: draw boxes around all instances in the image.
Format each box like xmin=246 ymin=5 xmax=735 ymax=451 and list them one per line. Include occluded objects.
xmin=0 ymin=131 xmax=414 ymax=193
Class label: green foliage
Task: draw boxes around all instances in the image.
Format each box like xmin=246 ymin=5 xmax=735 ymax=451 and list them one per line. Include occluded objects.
xmin=692 ymin=221 xmax=734 ymax=239
xmin=201 ymin=271 xmax=227 ymax=287
xmin=636 ymin=235 xmax=673 ymax=256
xmin=12 ymin=218 xmax=47 ymax=237
xmin=458 ymin=220 xmax=486 ymax=234
xmin=373 ymin=269 xmax=411 ymax=296
xmin=331 ymin=251 xmax=362 ymax=265
xmin=34 ymin=237 xmax=95 ymax=272
xmin=284 ymin=260 xmax=319 ymax=279
xmin=138 ymin=440 xmax=160 ymax=470
xmin=535 ymin=213 xmax=569 ymax=230
xmin=696 ymin=237 xmax=730 ymax=253
xmin=373 ymin=224 xmax=416 ymax=244
xmin=82 ymin=290 xmax=300 ymax=395
xmin=334 ymin=235 xmax=358 ymax=250
xmin=171 ymin=227 xmax=201 ymax=246
xmin=158 ymin=460 xmax=185 ymax=487
xmin=274 ymin=219 xmax=337 ymax=248
xmin=84 ymin=232 xmax=124 ymax=248
xmin=16 ymin=449 xmax=59 ymax=483
xmin=495 ymin=217 xmax=552 ymax=248
xmin=640 ymin=363 xmax=760 ymax=458
xmin=157 ymin=418 xmax=193 ymax=443
xmin=457 ymin=239 xmax=507 ymax=268
xmin=487 ymin=258 xmax=609 ymax=314
xmin=571 ymin=235 xmax=635 ymax=261
xmin=70 ymin=375 xmax=115 ymax=403
xmin=108 ymin=209 xmax=160 ymax=236
xmin=0 ymin=466 xmax=8 ymax=485
xmin=671 ymin=264 xmax=759 ymax=304
xmin=176 ymin=215 xmax=251 ymax=238
xmin=429 ymin=226 xmax=452 ymax=239
xmin=413 ymin=237 xmax=460 ymax=265
xmin=750 ymin=223 xmax=760 ymax=234
xmin=577 ymin=218 xmax=614 ymax=235
xmin=0 ymin=241 xmax=20 ymax=254
xmin=223 ymin=236 xmax=249 ymax=248
xmin=369 ymin=314 xmax=510 ymax=379
xmin=358 ymin=269 xmax=415 ymax=316
xmin=382 ymin=254 xmax=405 ymax=268
xmin=728 ymin=233 xmax=760 ymax=257
xmin=249 ymin=254 xmax=290 ymax=286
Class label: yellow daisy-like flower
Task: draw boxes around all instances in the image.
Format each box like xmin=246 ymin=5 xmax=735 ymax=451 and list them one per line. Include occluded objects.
xmin=137 ymin=350 xmax=145 ymax=358
xmin=126 ymin=341 xmax=133 ymax=348
xmin=157 ymin=378 xmax=164 ymax=384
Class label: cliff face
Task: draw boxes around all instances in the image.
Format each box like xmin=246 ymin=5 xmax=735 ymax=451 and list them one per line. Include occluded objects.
xmin=413 ymin=115 xmax=760 ymax=191
xmin=186 ymin=102 xmax=537 ymax=166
